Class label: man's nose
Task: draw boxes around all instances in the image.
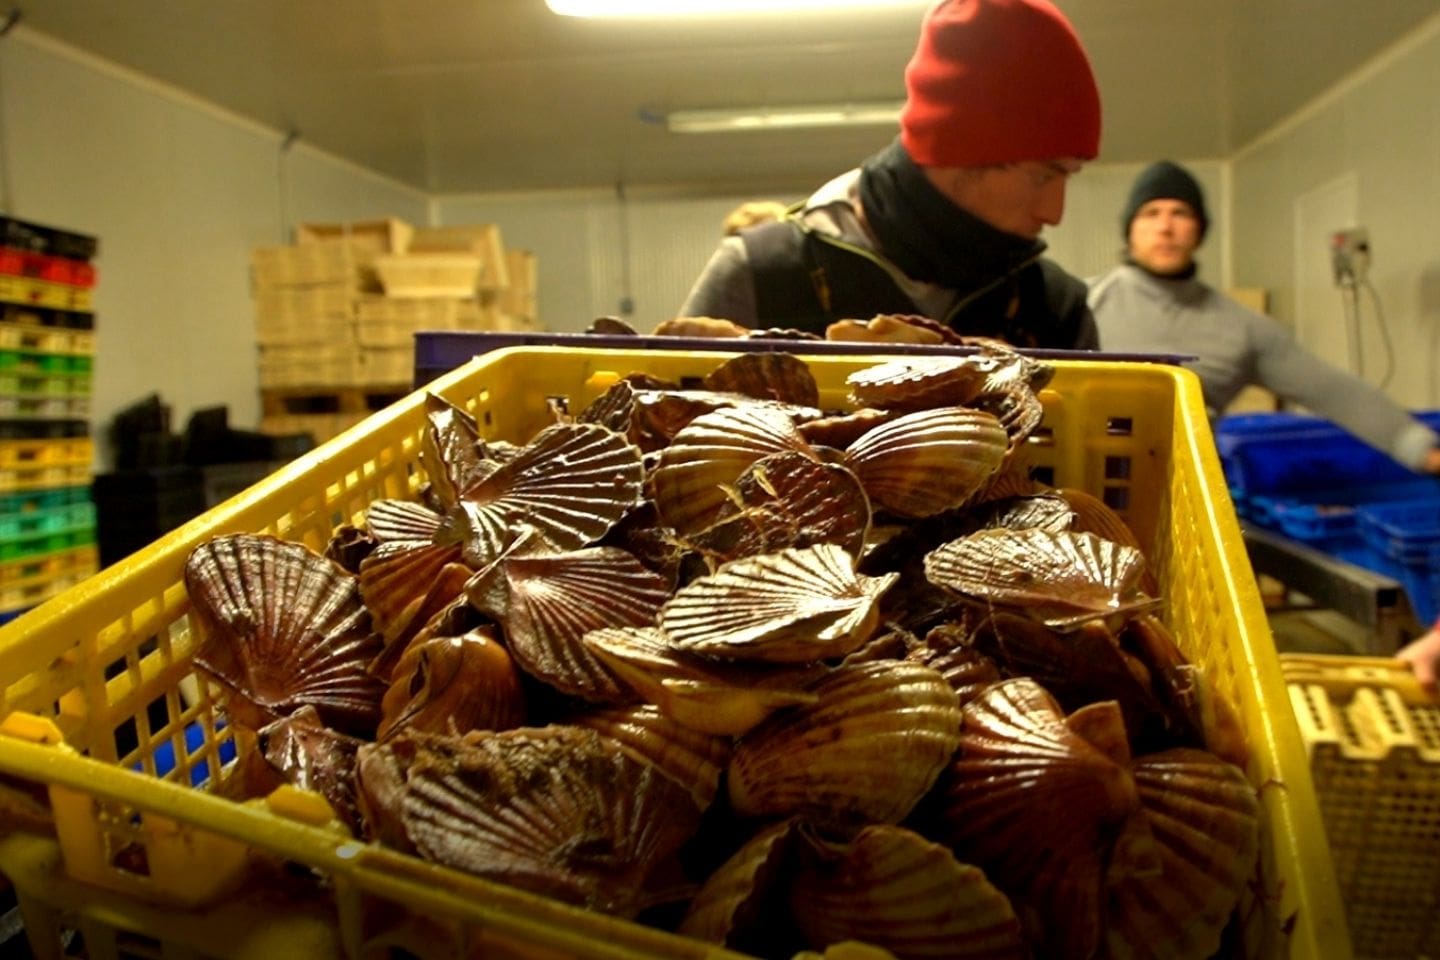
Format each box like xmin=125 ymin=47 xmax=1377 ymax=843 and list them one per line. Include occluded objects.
xmin=1037 ymin=180 xmax=1067 ymax=226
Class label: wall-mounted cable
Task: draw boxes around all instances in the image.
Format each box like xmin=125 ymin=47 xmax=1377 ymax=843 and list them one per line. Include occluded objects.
xmin=277 ymin=127 xmax=300 ymax=244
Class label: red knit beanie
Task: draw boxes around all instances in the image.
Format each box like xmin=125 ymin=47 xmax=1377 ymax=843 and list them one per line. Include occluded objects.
xmin=900 ymin=0 xmax=1102 ymax=168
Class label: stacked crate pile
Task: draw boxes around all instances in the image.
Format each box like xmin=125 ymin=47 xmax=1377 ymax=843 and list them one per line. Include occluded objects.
xmin=254 ymin=219 xmax=540 ymax=445
xmin=0 ymin=217 xmax=99 ymax=624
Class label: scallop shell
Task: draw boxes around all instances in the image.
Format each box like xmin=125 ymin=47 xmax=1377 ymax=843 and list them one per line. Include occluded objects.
xmin=661 ymin=544 xmax=897 ymax=663
xmin=420 ymin=393 xmax=496 ymax=506
xmin=592 ymin=501 xmax=684 ymax=588
xmin=455 ymin=423 xmax=644 ymax=567
xmin=971 ymin=492 xmax=1075 ymax=533
xmin=651 ymin=406 xmax=816 ymax=535
xmin=923 ymin=528 xmax=1150 ymax=624
xmin=466 ymin=545 xmax=670 ymax=702
xmin=683 ymin=451 xmax=872 ymax=565
xmin=185 ymin=534 xmax=385 ymax=737
xmin=582 ymin=625 xmax=823 ymax=737
xmin=842 ymin=407 xmax=1008 ymax=518
xmin=258 ymin=704 xmax=364 ymax=833
xmin=355 ymin=729 xmax=486 ymax=853
xmin=845 ymin=356 xmax=991 ymax=410
xmin=789 ymin=824 xmax=1026 ymax=959
xmin=728 ymin=660 xmax=961 ymax=826
xmin=366 ymin=498 xmax=451 ymax=544
xmin=1058 ymin=487 xmax=1160 ymax=596
xmin=358 ymin=539 xmax=471 ymax=649
xmin=377 ymin=628 xmax=528 ymax=739
xmin=572 ymin=703 xmax=732 ymax=809
xmin=826 ymin=314 xmax=948 ymax=345
xmin=324 ymin=523 xmax=377 ymax=574
xmin=400 ymin=726 xmax=702 ymax=918
xmin=702 ymin=352 xmax=820 ymax=407
xmin=798 ymin=408 xmax=903 ymax=450
xmin=934 ymin=678 xmax=1139 ymax=960
xmin=966 ymin=458 xmax=1045 ymax=505
xmin=1104 ymin=748 xmax=1261 ymax=960
xmin=679 ymin=818 xmax=800 ymax=948
xmin=970 ymin=383 xmax=1045 ymax=453
xmin=906 ymin=624 xmax=1002 ymax=705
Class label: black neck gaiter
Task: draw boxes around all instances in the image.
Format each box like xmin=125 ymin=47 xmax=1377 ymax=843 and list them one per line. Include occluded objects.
xmin=858 ymin=140 xmax=1044 ymax=293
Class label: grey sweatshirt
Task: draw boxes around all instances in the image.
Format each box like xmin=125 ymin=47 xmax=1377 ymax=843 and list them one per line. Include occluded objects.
xmin=1088 ymin=263 xmax=1438 ymax=470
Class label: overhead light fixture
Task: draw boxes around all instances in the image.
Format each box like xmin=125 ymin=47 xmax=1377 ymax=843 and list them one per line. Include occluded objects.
xmin=665 ymin=101 xmax=904 ymax=134
xmin=549 ymin=0 xmax=920 ymax=17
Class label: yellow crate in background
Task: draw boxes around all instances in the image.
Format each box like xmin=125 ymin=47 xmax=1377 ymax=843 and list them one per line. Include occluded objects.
xmin=294 ymin=218 xmax=414 ymax=258
xmin=1281 ymin=654 xmax=1440 ymax=959
xmin=410 ymin=224 xmax=509 ymax=291
xmin=0 ymin=348 xmax=1350 ymax=959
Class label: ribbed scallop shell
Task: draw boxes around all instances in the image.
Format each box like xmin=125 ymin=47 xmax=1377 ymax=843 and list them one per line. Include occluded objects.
xmin=185 ymin=534 xmax=385 ymax=737
xmin=582 ymin=625 xmax=823 ymax=736
xmin=572 ymin=704 xmax=732 ymax=809
xmin=934 ymin=678 xmax=1139 ymax=960
xmin=906 ymin=626 xmax=1002 ymax=705
xmin=842 ymin=407 xmax=1008 ymax=518
xmin=466 ymin=546 xmax=670 ymax=702
xmin=651 ymin=406 xmax=815 ymax=535
xmin=923 ymin=528 xmax=1149 ymax=623
xmin=970 ymin=382 xmax=1045 ymax=452
xmin=1104 ymin=749 xmax=1261 ymax=960
xmin=679 ymin=818 xmax=800 ymax=948
xmin=845 ymin=356 xmax=991 ymax=410
xmin=419 ymin=393 xmax=491 ymax=507
xmin=377 ymin=628 xmax=528 ymax=739
xmin=728 ymin=660 xmax=962 ymax=826
xmin=400 ymin=726 xmax=702 ymax=917
xmin=972 ymin=492 xmax=1075 ymax=533
xmin=661 ymin=544 xmax=898 ymax=663
xmin=1058 ymin=487 xmax=1141 ymax=549
xmin=702 ymin=352 xmax=820 ymax=407
xmin=455 ymin=423 xmax=644 ymax=567
xmin=683 ymin=451 xmax=872 ymax=564
xmin=798 ymin=408 xmax=902 ymax=450
xmin=366 ymin=498 xmax=450 ymax=544
xmin=258 ymin=705 xmax=364 ymax=833
xmin=789 ymin=825 xmax=1026 ymax=959
xmin=355 ymin=729 xmax=486 ymax=853
xmin=324 ymin=523 xmax=377 ymax=574
xmin=358 ymin=539 xmax=470 ymax=649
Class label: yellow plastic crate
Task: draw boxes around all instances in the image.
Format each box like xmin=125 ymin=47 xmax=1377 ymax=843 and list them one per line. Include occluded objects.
xmin=0 ymin=347 xmax=1350 ymax=959
xmin=1281 ymin=653 xmax=1440 ymax=959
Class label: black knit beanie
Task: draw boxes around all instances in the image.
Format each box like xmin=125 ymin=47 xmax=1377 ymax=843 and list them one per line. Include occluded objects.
xmin=1121 ymin=160 xmax=1208 ymax=240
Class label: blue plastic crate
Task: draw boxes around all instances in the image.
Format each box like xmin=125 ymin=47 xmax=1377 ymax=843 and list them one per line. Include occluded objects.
xmin=1356 ymin=500 xmax=1440 ymax=565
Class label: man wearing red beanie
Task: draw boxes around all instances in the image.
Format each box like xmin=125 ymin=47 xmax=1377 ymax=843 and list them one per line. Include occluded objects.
xmin=673 ymin=0 xmax=1102 ymax=348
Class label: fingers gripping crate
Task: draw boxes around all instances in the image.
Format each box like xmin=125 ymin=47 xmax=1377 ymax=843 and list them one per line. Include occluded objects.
xmin=1281 ymin=654 xmax=1440 ymax=959
xmin=0 ymin=350 xmax=1349 ymax=960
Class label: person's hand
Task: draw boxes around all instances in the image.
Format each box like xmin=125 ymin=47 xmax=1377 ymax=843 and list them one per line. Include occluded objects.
xmin=1422 ymin=446 xmax=1440 ymax=476
xmin=652 ymin=316 xmax=750 ymax=339
xmin=1396 ymin=625 xmax=1440 ymax=694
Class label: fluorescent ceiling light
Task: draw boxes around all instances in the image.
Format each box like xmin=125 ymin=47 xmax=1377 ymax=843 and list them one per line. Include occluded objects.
xmin=549 ymin=0 xmax=920 ymax=16
xmin=666 ymin=101 xmax=904 ymax=133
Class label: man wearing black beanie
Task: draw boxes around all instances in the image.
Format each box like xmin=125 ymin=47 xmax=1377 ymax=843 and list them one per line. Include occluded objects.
xmin=1089 ymin=160 xmax=1440 ymax=476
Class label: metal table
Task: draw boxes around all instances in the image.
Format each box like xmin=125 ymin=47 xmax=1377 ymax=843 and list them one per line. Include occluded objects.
xmin=1241 ymin=522 xmax=1420 ymax=655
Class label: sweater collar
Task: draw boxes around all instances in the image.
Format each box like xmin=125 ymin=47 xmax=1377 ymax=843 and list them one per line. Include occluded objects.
xmin=1119 ymin=261 xmax=1207 ymax=304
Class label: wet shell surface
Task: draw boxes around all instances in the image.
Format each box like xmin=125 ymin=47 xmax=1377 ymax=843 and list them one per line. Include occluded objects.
xmin=455 ymin=423 xmax=644 ymax=567
xmin=365 ymin=498 xmax=452 ymax=544
xmin=1104 ymin=749 xmax=1261 ymax=960
xmin=582 ymin=625 xmax=824 ymax=737
xmin=906 ymin=625 xmax=1003 ymax=705
xmin=728 ymin=660 xmax=962 ymax=826
xmin=358 ymin=539 xmax=470 ymax=648
xmin=466 ymin=545 xmax=670 ymax=702
xmin=571 ymin=704 xmax=732 ymax=809
xmin=650 ymin=405 xmax=815 ymax=535
xmin=844 ymin=356 xmax=991 ymax=410
xmin=377 ymin=628 xmax=528 ymax=739
xmin=702 ymin=352 xmax=820 ymax=407
xmin=969 ymin=493 xmax=1075 ymax=534
xmin=400 ymin=726 xmax=702 ymax=918
xmin=661 ymin=544 xmax=898 ymax=663
xmin=682 ymin=451 xmax=872 ymax=564
xmin=842 ymin=407 xmax=1008 ymax=518
xmin=679 ymin=818 xmax=800 ymax=949
xmin=789 ymin=824 xmax=1026 ymax=959
xmin=419 ymin=393 xmax=495 ymax=505
xmin=184 ymin=534 xmax=385 ymax=737
xmin=258 ymin=704 xmax=365 ymax=833
xmin=923 ymin=528 xmax=1149 ymax=622
xmin=798 ymin=408 xmax=903 ymax=450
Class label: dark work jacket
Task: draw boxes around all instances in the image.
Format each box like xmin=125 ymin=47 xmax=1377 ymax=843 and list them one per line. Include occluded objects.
xmin=739 ymin=219 xmax=1097 ymax=350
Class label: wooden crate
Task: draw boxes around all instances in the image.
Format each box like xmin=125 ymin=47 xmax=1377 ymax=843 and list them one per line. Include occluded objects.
xmin=250 ymin=241 xmax=379 ymax=292
xmin=496 ymin=249 xmax=538 ymax=324
xmin=373 ymin=254 xmax=481 ymax=299
xmin=410 ymin=224 xmax=508 ymax=291
xmin=294 ymin=218 xmax=414 ymax=257
xmin=354 ymin=297 xmax=465 ymax=347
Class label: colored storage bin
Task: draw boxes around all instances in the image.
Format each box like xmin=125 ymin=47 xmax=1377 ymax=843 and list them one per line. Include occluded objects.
xmin=1356 ymin=500 xmax=1440 ymax=565
xmin=1282 ymin=654 xmax=1440 ymax=960
xmin=0 ymin=348 xmax=1350 ymax=959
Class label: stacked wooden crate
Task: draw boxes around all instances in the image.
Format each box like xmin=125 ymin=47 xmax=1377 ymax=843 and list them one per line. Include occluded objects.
xmin=253 ymin=219 xmax=541 ymax=445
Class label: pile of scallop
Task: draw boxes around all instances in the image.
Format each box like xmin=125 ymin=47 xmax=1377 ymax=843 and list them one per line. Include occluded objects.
xmin=184 ymin=345 xmax=1259 ymax=960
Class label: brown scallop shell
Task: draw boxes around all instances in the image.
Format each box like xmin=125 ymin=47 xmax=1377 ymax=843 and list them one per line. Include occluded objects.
xmin=934 ymin=678 xmax=1139 ymax=960
xmin=702 ymin=352 xmax=820 ymax=407
xmin=185 ymin=534 xmax=385 ymax=737
xmin=355 ymin=729 xmax=487 ymax=853
xmin=661 ymin=544 xmax=898 ymax=663
xmin=970 ymin=492 xmax=1075 ymax=533
xmin=826 ymin=314 xmax=948 ymax=345
xmin=798 ymin=408 xmax=903 ymax=450
xmin=1104 ymin=748 xmax=1260 ymax=960
xmin=358 ymin=539 xmax=471 ymax=651
xmin=679 ymin=818 xmax=801 ymax=949
xmin=420 ymin=393 xmax=496 ymax=507
xmin=571 ymin=703 xmax=732 ymax=809
xmin=365 ymin=498 xmax=451 ymax=544
xmin=728 ymin=660 xmax=962 ymax=826
xmin=923 ymin=528 xmax=1152 ymax=625
xmin=842 ymin=407 xmax=1008 ymax=518
xmin=650 ymin=406 xmax=816 ymax=535
xmin=257 ymin=704 xmax=365 ymax=833
xmin=400 ymin=726 xmax=702 ymax=918
xmin=906 ymin=624 xmax=1002 ymax=705
xmin=970 ymin=383 xmax=1045 ymax=454
xmin=789 ymin=824 xmax=1026 ymax=959
xmin=582 ymin=625 xmax=824 ymax=737
xmin=682 ymin=451 xmax=872 ymax=565
xmin=377 ymin=628 xmax=528 ymax=739
xmin=324 ymin=523 xmax=378 ymax=574
xmin=454 ymin=422 xmax=644 ymax=567
xmin=466 ymin=545 xmax=670 ymax=702
xmin=844 ymin=356 xmax=991 ymax=410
